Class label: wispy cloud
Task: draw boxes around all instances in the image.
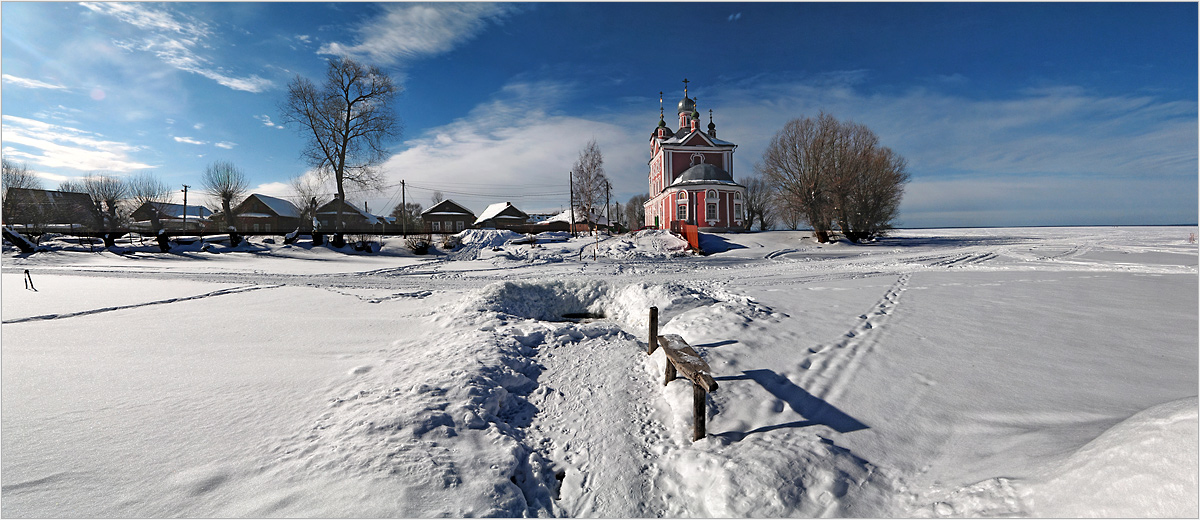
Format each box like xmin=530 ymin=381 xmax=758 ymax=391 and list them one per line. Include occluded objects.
xmin=319 ymin=3 xmax=516 ymax=65
xmin=255 ymin=115 xmax=285 ymax=129
xmin=82 ymin=2 xmax=272 ymax=93
xmin=173 ymin=136 xmax=208 ymax=145
xmin=728 ymin=12 xmax=742 ymax=22
xmin=2 ymin=115 xmax=155 ymax=172
xmin=2 ymin=74 xmax=69 ymax=90
xmin=214 ymin=141 xmax=237 ymax=150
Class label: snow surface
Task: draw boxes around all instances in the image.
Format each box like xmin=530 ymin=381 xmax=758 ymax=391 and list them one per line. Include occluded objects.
xmin=2 ymin=226 xmax=1196 ymax=517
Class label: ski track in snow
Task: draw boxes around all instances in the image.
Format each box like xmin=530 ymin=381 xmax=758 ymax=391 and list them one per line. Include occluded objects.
xmin=2 ymin=284 xmax=278 ymax=324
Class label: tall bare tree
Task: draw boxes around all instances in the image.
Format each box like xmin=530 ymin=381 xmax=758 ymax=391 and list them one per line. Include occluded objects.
xmin=127 ymin=171 xmax=172 ymax=232
xmin=758 ymin=112 xmax=908 ymax=242
xmin=57 ymin=180 xmax=85 ymax=193
xmin=571 ymin=139 xmax=607 ymax=217
xmin=431 ymin=191 xmax=444 ymax=205
xmin=202 ymin=160 xmax=249 ymax=244
xmin=281 ymin=56 xmax=401 ymax=234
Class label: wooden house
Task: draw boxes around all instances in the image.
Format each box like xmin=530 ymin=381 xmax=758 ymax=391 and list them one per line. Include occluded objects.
xmin=420 ymin=199 xmax=475 ymax=233
xmin=2 ymin=188 xmax=100 ymax=230
xmin=129 ymin=202 xmax=213 ymax=231
xmin=315 ymin=198 xmax=383 ymax=232
xmin=473 ymin=202 xmax=529 ymax=230
xmin=231 ymin=194 xmax=302 ymax=233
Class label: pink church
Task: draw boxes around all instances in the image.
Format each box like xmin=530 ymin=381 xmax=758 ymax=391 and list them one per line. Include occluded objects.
xmin=644 ymin=80 xmax=746 ymax=232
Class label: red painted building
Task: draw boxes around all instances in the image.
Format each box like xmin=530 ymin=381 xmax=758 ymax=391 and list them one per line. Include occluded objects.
xmin=643 ymin=81 xmax=746 ymax=232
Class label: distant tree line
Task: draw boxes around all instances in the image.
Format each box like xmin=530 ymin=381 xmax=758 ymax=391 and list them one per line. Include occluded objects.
xmin=744 ymin=112 xmax=910 ymax=243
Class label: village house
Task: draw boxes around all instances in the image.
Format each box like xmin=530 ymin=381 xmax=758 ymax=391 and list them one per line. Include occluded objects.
xmin=228 ymin=194 xmax=302 ymax=233
xmin=420 ymin=199 xmax=475 ymax=233
xmin=473 ymin=202 xmax=529 ymax=230
xmin=315 ymin=197 xmax=385 ymax=232
xmin=129 ymin=201 xmax=213 ymax=231
xmin=2 ymin=188 xmax=100 ymax=231
xmin=644 ymin=80 xmax=746 ymax=232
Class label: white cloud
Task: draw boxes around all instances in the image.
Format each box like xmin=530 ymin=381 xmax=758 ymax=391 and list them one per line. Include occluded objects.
xmin=1 ymin=115 xmax=155 ymax=172
xmin=2 ymin=74 xmax=69 ymax=90
xmin=173 ymin=136 xmax=208 ymax=145
xmin=214 ymin=141 xmax=237 ymax=149
xmin=319 ymin=3 xmax=515 ymax=65
xmin=250 ymin=181 xmax=292 ymax=199
xmin=255 ymin=115 xmax=284 ymax=129
xmin=728 ymin=12 xmax=742 ymax=22
xmin=365 ymin=79 xmax=645 ymax=216
xmin=193 ymin=123 xmax=204 ymax=130
xmin=83 ymin=2 xmax=272 ymax=93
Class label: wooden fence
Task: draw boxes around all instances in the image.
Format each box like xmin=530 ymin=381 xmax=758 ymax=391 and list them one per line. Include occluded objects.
xmin=647 ymin=306 xmax=718 ymax=441
xmin=669 ymin=220 xmax=701 ymax=252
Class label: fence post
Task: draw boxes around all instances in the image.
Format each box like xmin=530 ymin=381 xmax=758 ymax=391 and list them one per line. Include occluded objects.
xmin=664 ymin=353 xmax=676 ymax=385
xmin=693 ymin=382 xmax=706 ymax=440
xmin=648 ymin=306 xmax=658 ymax=354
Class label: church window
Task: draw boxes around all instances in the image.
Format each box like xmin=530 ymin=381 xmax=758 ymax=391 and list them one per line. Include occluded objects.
xmin=707 ymin=202 xmax=718 ymax=221
xmin=735 ymin=203 xmax=743 ymax=220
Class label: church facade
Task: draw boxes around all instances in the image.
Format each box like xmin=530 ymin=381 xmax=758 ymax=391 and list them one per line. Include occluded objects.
xmin=643 ymin=81 xmax=746 ymax=232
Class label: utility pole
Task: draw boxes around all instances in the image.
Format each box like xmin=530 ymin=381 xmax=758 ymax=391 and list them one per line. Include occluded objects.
xmin=568 ymin=171 xmax=577 ymax=238
xmin=604 ymin=180 xmax=611 ymax=234
xmin=401 ymin=180 xmax=406 ymax=236
xmin=181 ymin=184 xmax=189 ymax=233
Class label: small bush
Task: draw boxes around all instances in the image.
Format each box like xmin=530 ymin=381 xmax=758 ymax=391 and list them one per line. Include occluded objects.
xmin=406 ymin=234 xmax=433 ymax=254
xmin=441 ymin=234 xmax=461 ymax=250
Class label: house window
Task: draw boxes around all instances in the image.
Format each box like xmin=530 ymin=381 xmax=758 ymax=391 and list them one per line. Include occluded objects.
xmin=444 ymin=221 xmax=452 ymax=232
xmin=265 ymin=223 xmax=271 ymax=232
xmin=253 ymin=223 xmax=260 ymax=232
xmin=456 ymin=221 xmax=465 ymax=231
xmin=431 ymin=221 xmax=441 ymax=232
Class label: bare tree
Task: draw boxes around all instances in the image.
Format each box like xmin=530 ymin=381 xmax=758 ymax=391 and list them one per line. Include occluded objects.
xmin=758 ymin=112 xmax=907 ymax=242
xmin=127 ymin=171 xmax=172 ymax=232
xmin=83 ymin=173 xmax=128 ymax=231
xmin=571 ymin=139 xmax=607 ymax=216
xmin=288 ymin=174 xmax=330 ymax=231
xmin=3 ymin=158 xmax=43 ymax=221
xmin=431 ymin=191 xmax=444 ymax=205
xmin=57 ymin=180 xmax=85 ymax=193
xmin=740 ymin=174 xmax=776 ymax=231
xmin=625 ymin=193 xmax=648 ymax=230
xmin=202 ymin=160 xmax=249 ymax=244
xmin=281 ymin=56 xmax=401 ymax=235
xmin=389 ymin=202 xmax=423 ymax=232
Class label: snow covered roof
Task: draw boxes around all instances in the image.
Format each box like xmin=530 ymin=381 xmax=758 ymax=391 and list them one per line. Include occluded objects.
xmin=474 ymin=202 xmax=528 ymax=225
xmin=541 ymin=208 xmax=608 ymax=226
xmin=246 ymin=194 xmax=301 ymax=219
xmin=316 ymin=199 xmax=382 ymax=225
xmin=421 ymin=199 xmax=474 ymax=217
xmin=658 ymin=128 xmax=735 ymax=147
xmin=149 ymin=202 xmax=213 ymax=219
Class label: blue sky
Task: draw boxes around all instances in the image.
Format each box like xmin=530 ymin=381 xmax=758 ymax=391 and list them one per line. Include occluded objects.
xmin=2 ymin=2 xmax=1196 ymax=227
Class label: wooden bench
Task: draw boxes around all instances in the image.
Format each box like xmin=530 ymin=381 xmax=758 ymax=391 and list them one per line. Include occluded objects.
xmin=648 ymin=306 xmax=719 ymax=441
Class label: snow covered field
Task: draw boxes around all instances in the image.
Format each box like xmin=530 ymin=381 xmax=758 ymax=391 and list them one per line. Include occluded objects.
xmin=2 ymin=226 xmax=1196 ymax=517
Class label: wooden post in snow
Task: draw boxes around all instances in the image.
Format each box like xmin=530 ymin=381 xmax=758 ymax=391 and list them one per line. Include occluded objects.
xmin=648 ymin=306 xmax=659 ymax=354
xmin=655 ymin=333 xmax=719 ymax=441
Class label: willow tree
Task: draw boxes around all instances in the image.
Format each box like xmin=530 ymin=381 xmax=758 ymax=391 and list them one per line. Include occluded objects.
xmin=758 ymin=112 xmax=908 ymax=242
xmin=281 ymin=57 xmax=401 ymax=239
xmin=202 ymin=160 xmax=249 ymax=245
